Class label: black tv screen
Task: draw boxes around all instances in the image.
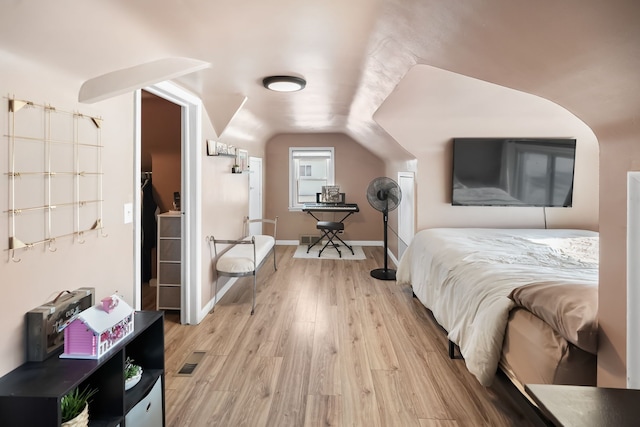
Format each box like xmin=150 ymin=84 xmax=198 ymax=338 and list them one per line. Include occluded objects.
xmin=451 ymin=138 xmax=576 ymax=207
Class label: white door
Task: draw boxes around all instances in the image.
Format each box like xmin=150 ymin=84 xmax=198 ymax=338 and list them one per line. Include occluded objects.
xmin=398 ymin=172 xmax=415 ymax=261
xmin=249 ymin=157 xmax=263 ymax=235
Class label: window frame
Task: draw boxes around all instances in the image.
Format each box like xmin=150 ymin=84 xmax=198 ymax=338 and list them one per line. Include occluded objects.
xmin=289 ymin=147 xmax=335 ymax=210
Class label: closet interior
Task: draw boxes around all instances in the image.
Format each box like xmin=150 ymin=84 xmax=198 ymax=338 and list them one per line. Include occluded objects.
xmin=140 ymin=90 xmax=182 ymax=311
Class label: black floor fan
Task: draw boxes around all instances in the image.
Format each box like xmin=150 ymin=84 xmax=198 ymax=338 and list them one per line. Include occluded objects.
xmin=366 ymin=177 xmax=402 ymax=280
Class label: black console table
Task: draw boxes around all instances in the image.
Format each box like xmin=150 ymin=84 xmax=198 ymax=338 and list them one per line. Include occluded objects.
xmin=0 ymin=311 xmax=165 ymax=426
xmin=525 ymin=383 xmax=640 ymax=427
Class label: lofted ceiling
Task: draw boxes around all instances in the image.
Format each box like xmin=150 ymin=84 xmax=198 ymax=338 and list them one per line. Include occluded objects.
xmin=1 ymin=1 xmax=638 ymax=162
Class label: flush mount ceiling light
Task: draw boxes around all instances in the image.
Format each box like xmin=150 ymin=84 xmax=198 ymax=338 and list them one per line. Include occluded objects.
xmin=262 ymin=75 xmax=306 ymax=92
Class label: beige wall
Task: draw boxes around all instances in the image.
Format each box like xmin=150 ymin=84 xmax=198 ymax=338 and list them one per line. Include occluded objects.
xmin=377 ymin=66 xmax=599 ymax=236
xmin=199 ymin=109 xmax=265 ymax=311
xmin=0 ymin=61 xmax=259 ymax=377
xmin=265 ymin=133 xmax=385 ymax=243
xmin=0 ymin=57 xmax=136 ymax=376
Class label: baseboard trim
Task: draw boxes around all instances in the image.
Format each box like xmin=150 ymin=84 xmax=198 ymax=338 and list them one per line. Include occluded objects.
xmin=199 ymin=278 xmax=237 ymax=322
xmin=277 ymin=239 xmax=383 ymax=247
xmin=387 ymin=248 xmax=399 ymax=267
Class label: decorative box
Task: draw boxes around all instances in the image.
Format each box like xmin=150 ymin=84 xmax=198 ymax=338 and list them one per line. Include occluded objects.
xmin=61 ymin=294 xmax=134 ymax=359
xmin=26 ymin=287 xmax=95 ymax=362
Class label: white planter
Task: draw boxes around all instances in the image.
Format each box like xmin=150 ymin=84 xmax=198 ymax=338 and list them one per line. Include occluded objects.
xmin=61 ymin=403 xmax=89 ymax=427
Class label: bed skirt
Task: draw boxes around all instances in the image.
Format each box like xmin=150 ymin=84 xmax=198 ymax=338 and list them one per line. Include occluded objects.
xmin=500 ymin=308 xmax=596 ymax=388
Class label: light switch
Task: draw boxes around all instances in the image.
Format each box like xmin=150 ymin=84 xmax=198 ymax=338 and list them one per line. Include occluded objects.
xmin=124 ymin=203 xmax=133 ymax=224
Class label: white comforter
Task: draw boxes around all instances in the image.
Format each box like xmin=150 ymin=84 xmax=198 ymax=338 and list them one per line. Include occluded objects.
xmin=396 ymin=228 xmax=598 ymax=386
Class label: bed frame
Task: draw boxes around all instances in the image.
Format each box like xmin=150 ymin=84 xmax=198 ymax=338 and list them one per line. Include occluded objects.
xmin=400 ymin=228 xmax=598 ymax=389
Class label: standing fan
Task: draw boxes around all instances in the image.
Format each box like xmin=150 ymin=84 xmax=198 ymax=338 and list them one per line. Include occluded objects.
xmin=366 ymin=177 xmax=402 ymax=280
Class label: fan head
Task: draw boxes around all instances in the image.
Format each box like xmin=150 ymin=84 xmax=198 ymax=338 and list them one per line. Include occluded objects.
xmin=366 ymin=177 xmax=402 ymax=212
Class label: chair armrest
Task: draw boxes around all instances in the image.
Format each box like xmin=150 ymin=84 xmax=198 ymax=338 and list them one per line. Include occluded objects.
xmin=243 ymin=216 xmax=278 ymax=240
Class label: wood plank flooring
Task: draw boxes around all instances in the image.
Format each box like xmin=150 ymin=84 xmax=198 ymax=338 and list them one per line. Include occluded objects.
xmin=144 ymin=245 xmax=543 ymax=427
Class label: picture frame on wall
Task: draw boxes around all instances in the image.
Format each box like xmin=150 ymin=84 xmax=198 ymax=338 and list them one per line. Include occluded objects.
xmin=206 ymin=139 xmax=217 ymax=156
xmin=237 ymin=149 xmax=248 ymax=171
xmin=216 ymin=141 xmax=228 ymax=155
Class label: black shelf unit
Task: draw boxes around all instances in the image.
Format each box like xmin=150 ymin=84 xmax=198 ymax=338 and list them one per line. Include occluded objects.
xmin=0 ymin=311 xmax=165 ymax=427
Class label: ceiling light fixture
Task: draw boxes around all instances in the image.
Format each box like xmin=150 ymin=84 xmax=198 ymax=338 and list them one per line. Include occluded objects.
xmin=262 ymin=75 xmax=306 ymax=92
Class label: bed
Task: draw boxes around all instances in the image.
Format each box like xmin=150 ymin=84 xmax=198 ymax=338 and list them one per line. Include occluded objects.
xmin=396 ymin=228 xmax=598 ymax=388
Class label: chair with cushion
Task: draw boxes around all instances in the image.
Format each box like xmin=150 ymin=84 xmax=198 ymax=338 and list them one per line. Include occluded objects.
xmin=210 ymin=217 xmax=277 ymax=314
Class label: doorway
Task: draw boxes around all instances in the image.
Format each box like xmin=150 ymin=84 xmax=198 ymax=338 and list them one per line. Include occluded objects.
xmin=139 ymin=90 xmax=182 ymax=313
xmin=134 ymin=81 xmax=203 ymax=325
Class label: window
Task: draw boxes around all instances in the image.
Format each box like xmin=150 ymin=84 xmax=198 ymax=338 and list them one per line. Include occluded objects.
xmin=289 ymin=147 xmax=334 ymax=209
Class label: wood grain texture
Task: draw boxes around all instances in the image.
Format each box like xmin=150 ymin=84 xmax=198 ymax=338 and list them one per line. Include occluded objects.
xmin=303 ymin=395 xmax=342 ymax=427
xmin=145 ymin=246 xmax=541 ymax=426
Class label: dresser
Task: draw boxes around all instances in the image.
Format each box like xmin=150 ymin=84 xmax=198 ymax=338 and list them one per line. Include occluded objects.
xmin=156 ymin=211 xmax=182 ymax=311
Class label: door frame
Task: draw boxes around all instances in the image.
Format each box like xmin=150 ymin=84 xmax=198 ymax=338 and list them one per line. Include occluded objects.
xmin=628 ymin=172 xmax=640 ymax=387
xmin=397 ymin=171 xmax=415 ymax=261
xmin=134 ymin=81 xmax=202 ymax=324
xmin=248 ymin=156 xmax=263 ymax=234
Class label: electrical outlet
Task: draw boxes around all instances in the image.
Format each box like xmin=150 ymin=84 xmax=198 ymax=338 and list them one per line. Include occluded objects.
xmin=124 ymin=203 xmax=133 ymax=224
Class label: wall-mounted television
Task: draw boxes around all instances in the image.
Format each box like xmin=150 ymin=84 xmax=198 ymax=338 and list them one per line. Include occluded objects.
xmin=451 ymin=138 xmax=576 ymax=207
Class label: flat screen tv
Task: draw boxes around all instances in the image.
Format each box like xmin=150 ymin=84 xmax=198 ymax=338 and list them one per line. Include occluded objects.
xmin=451 ymin=138 xmax=576 ymax=207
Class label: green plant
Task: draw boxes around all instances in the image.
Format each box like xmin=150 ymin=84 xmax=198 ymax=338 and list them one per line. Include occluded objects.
xmin=125 ymin=356 xmax=142 ymax=380
xmin=60 ymin=385 xmax=97 ymax=423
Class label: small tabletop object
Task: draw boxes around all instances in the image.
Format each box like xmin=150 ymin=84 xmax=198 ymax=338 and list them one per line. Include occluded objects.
xmin=101 ymin=296 xmax=119 ymax=313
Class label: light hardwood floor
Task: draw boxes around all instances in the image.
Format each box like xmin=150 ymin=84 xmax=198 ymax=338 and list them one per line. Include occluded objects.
xmin=144 ymin=245 xmax=544 ymax=427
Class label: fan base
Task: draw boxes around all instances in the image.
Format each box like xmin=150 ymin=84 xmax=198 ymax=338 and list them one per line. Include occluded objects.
xmin=370 ymin=268 xmax=396 ymax=281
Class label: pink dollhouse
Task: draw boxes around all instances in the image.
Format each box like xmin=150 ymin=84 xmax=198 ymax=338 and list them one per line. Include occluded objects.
xmin=61 ymin=294 xmax=134 ymax=359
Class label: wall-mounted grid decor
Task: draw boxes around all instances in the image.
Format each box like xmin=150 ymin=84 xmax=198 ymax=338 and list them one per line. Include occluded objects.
xmin=5 ymin=97 xmax=106 ymax=262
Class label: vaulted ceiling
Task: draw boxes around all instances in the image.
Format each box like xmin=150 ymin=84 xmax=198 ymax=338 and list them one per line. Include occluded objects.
xmin=1 ymin=1 xmax=638 ymax=162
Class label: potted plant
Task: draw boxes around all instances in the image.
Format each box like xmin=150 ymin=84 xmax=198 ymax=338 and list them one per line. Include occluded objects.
xmin=232 ymin=164 xmax=240 ymax=173
xmin=61 ymin=385 xmax=97 ymax=427
xmin=125 ymin=356 xmax=143 ymax=390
